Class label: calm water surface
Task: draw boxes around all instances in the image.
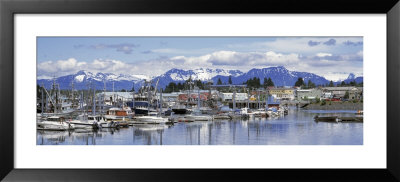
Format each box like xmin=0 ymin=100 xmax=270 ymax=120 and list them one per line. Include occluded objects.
xmin=36 ymin=109 xmax=363 ymax=145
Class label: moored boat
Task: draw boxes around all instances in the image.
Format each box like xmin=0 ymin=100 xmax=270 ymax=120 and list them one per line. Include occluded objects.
xmin=37 ymin=116 xmax=75 ymax=131
xmin=104 ymin=107 xmax=134 ymax=121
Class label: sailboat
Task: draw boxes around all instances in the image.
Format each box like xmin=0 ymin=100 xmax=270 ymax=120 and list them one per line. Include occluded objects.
xmin=71 ymin=83 xmax=120 ymax=129
xmin=183 ymin=90 xmax=212 ymax=121
xmin=37 ymin=116 xmax=75 ymax=131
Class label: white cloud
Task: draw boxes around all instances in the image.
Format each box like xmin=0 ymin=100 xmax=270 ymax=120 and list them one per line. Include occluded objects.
xmin=38 ymin=58 xmax=141 ymax=77
xmin=166 ymin=51 xmax=300 ymax=69
xmin=38 ymin=48 xmax=363 ymax=81
xmin=316 ymin=53 xmax=333 ymax=57
xmin=227 ymin=37 xmax=363 ymax=55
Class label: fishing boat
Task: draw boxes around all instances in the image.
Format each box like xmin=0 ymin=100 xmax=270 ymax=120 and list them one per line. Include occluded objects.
xmin=134 ymin=112 xmax=169 ymax=124
xmin=132 ymin=95 xmax=151 ymax=115
xmin=184 ymin=109 xmax=213 ymax=121
xmin=314 ymin=115 xmax=340 ymax=122
xmin=239 ymin=107 xmax=255 ymax=119
xmin=172 ymin=104 xmax=191 ymax=114
xmin=104 ymin=107 xmax=134 ymax=121
xmin=37 ymin=116 xmax=75 ymax=131
xmin=38 ymin=80 xmax=76 ymax=116
xmin=213 ymin=113 xmax=232 ymax=120
xmin=253 ymin=109 xmax=269 ymax=118
xmin=72 ymin=114 xmax=119 ymax=128
xmin=70 ymin=115 xmax=101 ymax=129
xmin=171 ymin=115 xmax=195 ymax=122
xmin=89 ymin=115 xmax=120 ymax=128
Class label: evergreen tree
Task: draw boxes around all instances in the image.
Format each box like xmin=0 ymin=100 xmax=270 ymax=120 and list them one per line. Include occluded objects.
xmin=254 ymin=77 xmax=261 ymax=88
xmin=245 ymin=77 xmax=261 ymax=88
xmin=344 ymin=91 xmax=349 ymax=99
xmin=329 ymin=80 xmax=334 ymax=87
xmin=228 ymin=76 xmax=232 ymax=84
xmin=177 ymin=82 xmax=183 ymax=90
xmin=263 ymin=78 xmax=268 ymax=88
xmin=186 ymin=76 xmax=192 ymax=83
xmin=295 ymin=77 xmax=305 ymax=87
xmin=217 ymin=78 xmax=222 ymax=85
xmin=164 ymin=82 xmax=178 ymax=93
xmin=341 ymin=81 xmax=346 ymax=87
xmin=130 ymin=82 xmax=135 ymax=92
xmin=267 ymin=78 xmax=274 ymax=87
xmin=195 ymin=79 xmax=204 ymax=89
xmin=307 ymin=80 xmax=316 ymax=88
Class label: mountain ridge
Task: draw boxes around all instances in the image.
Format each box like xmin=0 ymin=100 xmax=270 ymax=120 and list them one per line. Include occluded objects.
xmin=37 ymin=67 xmax=363 ymax=91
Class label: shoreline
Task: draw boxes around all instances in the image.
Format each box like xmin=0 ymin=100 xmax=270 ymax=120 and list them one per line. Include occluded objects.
xmin=302 ymin=102 xmax=363 ymax=110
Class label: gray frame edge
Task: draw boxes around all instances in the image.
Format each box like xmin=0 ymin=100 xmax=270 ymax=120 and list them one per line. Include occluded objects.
xmin=0 ymin=0 xmax=400 ymax=181
xmin=0 ymin=0 xmax=15 ymax=181
xmin=388 ymin=2 xmax=400 ymax=181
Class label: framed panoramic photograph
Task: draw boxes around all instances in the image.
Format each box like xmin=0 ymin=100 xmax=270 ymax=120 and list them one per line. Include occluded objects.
xmin=1 ymin=0 xmax=400 ymax=181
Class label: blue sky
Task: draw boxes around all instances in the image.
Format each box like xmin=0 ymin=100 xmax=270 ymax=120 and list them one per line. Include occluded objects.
xmin=37 ymin=37 xmax=363 ymax=81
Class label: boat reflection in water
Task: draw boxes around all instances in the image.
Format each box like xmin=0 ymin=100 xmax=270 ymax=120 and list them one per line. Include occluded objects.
xmin=37 ymin=109 xmax=363 ymax=145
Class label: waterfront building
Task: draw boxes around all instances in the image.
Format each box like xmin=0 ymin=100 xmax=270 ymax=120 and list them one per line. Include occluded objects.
xmin=220 ymin=93 xmax=248 ymax=102
xmin=321 ymin=87 xmax=362 ymax=100
xmin=296 ymin=89 xmax=323 ymax=100
xmin=268 ymin=87 xmax=295 ymax=100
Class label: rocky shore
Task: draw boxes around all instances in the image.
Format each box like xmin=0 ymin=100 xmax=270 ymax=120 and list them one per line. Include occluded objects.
xmin=303 ymin=102 xmax=363 ymax=110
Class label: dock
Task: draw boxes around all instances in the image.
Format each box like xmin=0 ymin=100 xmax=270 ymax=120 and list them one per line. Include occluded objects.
xmin=314 ymin=116 xmax=363 ymax=123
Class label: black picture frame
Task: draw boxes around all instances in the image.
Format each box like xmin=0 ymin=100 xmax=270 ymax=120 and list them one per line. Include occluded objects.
xmin=1 ymin=0 xmax=399 ymax=181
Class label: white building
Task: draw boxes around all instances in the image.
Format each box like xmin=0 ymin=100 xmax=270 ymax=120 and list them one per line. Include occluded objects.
xmin=221 ymin=93 xmax=248 ymax=101
xmin=296 ymin=89 xmax=322 ymax=100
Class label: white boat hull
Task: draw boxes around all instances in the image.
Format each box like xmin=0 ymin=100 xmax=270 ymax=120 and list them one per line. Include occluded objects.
xmin=134 ymin=116 xmax=169 ymax=124
xmin=185 ymin=115 xmax=213 ymax=121
xmin=37 ymin=121 xmax=74 ymax=131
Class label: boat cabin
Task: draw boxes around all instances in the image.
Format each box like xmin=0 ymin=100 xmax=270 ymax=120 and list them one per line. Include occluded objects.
xmin=107 ymin=108 xmax=128 ymax=116
xmin=46 ymin=116 xmax=65 ymax=122
xmin=88 ymin=116 xmax=105 ymax=122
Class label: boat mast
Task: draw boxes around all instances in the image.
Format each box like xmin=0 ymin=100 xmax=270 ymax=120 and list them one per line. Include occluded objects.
xmin=112 ymin=81 xmax=115 ymax=106
xmin=159 ymin=88 xmax=163 ymax=116
xmin=187 ymin=78 xmax=193 ymax=109
xmin=247 ymin=88 xmax=250 ymax=109
xmin=93 ymin=85 xmax=96 ymax=116
xmin=45 ymin=85 xmax=48 ymax=113
xmin=265 ymin=88 xmax=269 ymax=110
xmin=41 ymin=85 xmax=44 ymax=115
xmin=197 ymin=89 xmax=201 ymax=110
xmin=146 ymin=80 xmax=151 ymax=114
xmin=53 ymin=79 xmax=58 ymax=114
xmin=257 ymin=90 xmax=260 ymax=109
xmin=102 ymin=81 xmax=106 ymax=115
xmin=81 ymin=91 xmax=84 ymax=114
xmin=132 ymin=82 xmax=135 ymax=110
xmin=233 ymin=89 xmax=236 ymax=111
xmin=71 ymin=80 xmax=74 ymax=107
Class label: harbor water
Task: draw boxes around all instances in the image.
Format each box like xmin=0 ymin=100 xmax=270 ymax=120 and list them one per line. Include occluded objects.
xmin=36 ymin=109 xmax=363 ymax=145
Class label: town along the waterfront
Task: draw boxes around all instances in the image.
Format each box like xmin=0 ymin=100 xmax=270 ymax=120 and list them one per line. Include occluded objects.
xmin=36 ymin=78 xmax=363 ymax=145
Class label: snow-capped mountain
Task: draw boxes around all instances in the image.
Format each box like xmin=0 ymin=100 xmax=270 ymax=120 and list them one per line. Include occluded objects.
xmin=37 ymin=67 xmax=363 ymax=91
xmin=37 ymin=70 xmax=149 ymax=91
xmin=341 ymin=73 xmax=363 ymax=84
xmin=153 ymin=68 xmax=244 ymax=89
xmin=72 ymin=70 xmax=149 ymax=83
xmin=212 ymin=66 xmax=330 ymax=86
xmin=346 ymin=73 xmax=356 ymax=80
